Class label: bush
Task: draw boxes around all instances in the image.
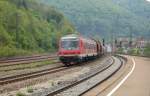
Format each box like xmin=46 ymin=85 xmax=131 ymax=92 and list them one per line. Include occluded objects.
xmin=143 ymin=45 xmax=150 ymax=57
xmin=0 ymin=0 xmax=75 ymax=57
xmin=129 ymin=48 xmax=140 ymax=55
xmin=16 ymin=92 xmax=26 ymax=96
xmin=117 ymin=48 xmax=124 ymax=54
xmin=27 ymin=86 xmax=34 ymax=93
xmin=0 ymin=46 xmax=31 ymax=57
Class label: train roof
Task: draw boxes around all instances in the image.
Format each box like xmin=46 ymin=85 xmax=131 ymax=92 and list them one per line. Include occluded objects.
xmin=61 ymin=34 xmax=80 ymax=40
xmin=61 ymin=34 xmax=101 ymax=44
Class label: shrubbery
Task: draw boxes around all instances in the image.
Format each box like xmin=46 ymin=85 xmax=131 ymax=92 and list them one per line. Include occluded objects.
xmin=0 ymin=0 xmax=75 ymax=57
xmin=143 ymin=44 xmax=150 ymax=57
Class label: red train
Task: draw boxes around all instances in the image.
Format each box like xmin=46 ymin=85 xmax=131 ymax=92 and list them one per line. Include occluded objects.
xmin=58 ymin=34 xmax=105 ymax=66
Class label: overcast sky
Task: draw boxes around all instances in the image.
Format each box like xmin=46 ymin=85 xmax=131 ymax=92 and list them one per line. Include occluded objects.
xmin=146 ymin=0 xmax=150 ymax=2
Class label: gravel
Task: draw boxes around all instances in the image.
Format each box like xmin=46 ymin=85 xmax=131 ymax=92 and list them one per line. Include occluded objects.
xmin=28 ymin=57 xmax=114 ymax=96
xmin=55 ymin=57 xmax=121 ymax=96
xmin=0 ymin=56 xmax=112 ymax=96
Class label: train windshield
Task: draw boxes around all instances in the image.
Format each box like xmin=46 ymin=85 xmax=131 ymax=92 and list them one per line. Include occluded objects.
xmin=61 ymin=39 xmax=79 ymax=50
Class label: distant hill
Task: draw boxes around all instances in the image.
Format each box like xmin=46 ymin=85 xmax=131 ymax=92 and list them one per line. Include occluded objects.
xmin=0 ymin=0 xmax=75 ymax=57
xmin=112 ymin=0 xmax=150 ymax=19
xmin=40 ymin=0 xmax=150 ymax=40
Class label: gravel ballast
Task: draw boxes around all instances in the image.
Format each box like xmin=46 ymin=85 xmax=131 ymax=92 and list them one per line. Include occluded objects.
xmin=1 ymin=56 xmax=113 ymax=96
xmin=54 ymin=57 xmax=122 ymax=96
xmin=28 ymin=57 xmax=114 ymax=96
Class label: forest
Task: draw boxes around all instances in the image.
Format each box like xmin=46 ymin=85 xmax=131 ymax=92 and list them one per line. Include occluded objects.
xmin=41 ymin=0 xmax=150 ymax=40
xmin=0 ymin=0 xmax=75 ymax=57
xmin=0 ymin=0 xmax=150 ymax=57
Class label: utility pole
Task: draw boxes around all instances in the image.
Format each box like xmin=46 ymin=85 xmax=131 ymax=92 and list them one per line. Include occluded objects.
xmin=129 ymin=26 xmax=133 ymax=47
xmin=110 ymin=25 xmax=115 ymax=55
xmin=114 ymin=14 xmax=119 ymax=51
xmin=111 ymin=14 xmax=119 ymax=53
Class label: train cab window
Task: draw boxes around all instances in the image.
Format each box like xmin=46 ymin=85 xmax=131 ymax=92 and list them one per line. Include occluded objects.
xmin=61 ymin=39 xmax=79 ymax=50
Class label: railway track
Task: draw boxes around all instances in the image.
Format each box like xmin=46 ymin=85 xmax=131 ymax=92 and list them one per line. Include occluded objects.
xmin=80 ymin=56 xmax=125 ymax=96
xmin=0 ymin=58 xmax=102 ymax=86
xmin=0 ymin=54 xmax=56 ymax=62
xmin=41 ymin=56 xmax=123 ymax=96
xmin=0 ymin=56 xmax=124 ymax=96
xmin=0 ymin=66 xmax=67 ymax=85
xmin=0 ymin=54 xmax=58 ymax=67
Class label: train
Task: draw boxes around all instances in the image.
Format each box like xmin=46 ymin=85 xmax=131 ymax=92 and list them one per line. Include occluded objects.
xmin=58 ymin=34 xmax=105 ymax=66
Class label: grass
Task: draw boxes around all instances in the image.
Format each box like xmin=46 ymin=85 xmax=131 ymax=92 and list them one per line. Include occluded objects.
xmin=116 ymin=48 xmax=124 ymax=54
xmin=128 ymin=48 xmax=140 ymax=55
xmin=116 ymin=45 xmax=150 ymax=57
xmin=0 ymin=60 xmax=58 ymax=72
xmin=0 ymin=47 xmax=32 ymax=58
xmin=27 ymin=86 xmax=34 ymax=93
xmin=143 ymin=45 xmax=150 ymax=57
xmin=16 ymin=92 xmax=26 ymax=96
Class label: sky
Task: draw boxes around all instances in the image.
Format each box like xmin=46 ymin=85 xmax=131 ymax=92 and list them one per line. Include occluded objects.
xmin=146 ymin=0 xmax=150 ymax=2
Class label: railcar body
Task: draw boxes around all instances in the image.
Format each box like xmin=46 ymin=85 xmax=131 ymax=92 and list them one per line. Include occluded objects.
xmin=58 ymin=34 xmax=104 ymax=66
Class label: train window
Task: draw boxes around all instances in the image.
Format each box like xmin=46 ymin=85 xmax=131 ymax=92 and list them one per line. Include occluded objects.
xmin=61 ymin=40 xmax=79 ymax=50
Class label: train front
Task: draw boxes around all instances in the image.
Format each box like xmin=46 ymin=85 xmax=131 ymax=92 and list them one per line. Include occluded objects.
xmin=58 ymin=35 xmax=81 ymax=65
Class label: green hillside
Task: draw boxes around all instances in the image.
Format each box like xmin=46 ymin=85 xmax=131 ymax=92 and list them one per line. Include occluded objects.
xmin=0 ymin=0 xmax=75 ymax=57
xmin=112 ymin=0 xmax=150 ymax=19
xmin=41 ymin=0 xmax=150 ymax=40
